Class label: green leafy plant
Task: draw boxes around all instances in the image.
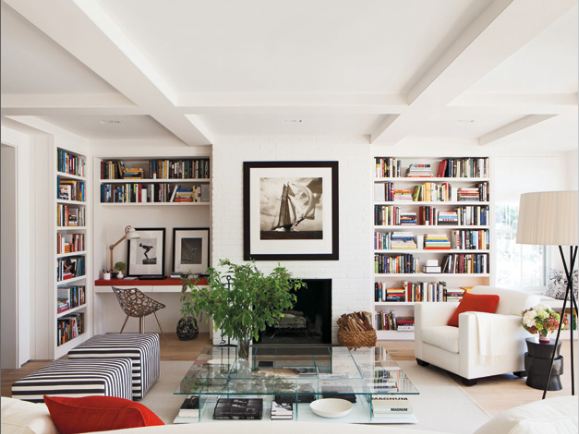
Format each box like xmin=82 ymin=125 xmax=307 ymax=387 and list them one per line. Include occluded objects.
xmin=181 ymin=259 xmax=304 ymax=357
xmin=113 ymin=261 xmax=126 ymax=273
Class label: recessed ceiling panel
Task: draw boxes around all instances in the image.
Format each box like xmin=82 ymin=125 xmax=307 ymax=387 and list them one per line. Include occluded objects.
xmin=97 ymin=0 xmax=492 ymax=93
xmin=468 ymin=6 xmax=578 ymax=94
xmin=41 ymin=115 xmax=174 ymax=139
xmin=1 ymin=3 xmax=118 ymax=94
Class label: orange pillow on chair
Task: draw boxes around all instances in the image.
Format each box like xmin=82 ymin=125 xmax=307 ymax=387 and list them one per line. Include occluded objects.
xmin=447 ymin=292 xmax=500 ymax=327
xmin=44 ymin=396 xmax=164 ymax=434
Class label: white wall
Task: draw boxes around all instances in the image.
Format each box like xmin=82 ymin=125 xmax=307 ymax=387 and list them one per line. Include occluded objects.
xmin=211 ymin=136 xmax=374 ymax=343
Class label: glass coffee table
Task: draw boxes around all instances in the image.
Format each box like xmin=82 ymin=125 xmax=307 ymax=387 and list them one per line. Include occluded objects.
xmin=175 ymin=345 xmax=419 ymax=424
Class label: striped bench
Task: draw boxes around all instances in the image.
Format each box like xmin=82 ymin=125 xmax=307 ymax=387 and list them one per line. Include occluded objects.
xmin=67 ymin=333 xmax=160 ymax=400
xmin=11 ymin=358 xmax=132 ymax=403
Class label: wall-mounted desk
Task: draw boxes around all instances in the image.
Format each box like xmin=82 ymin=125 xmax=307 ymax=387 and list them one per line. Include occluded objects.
xmin=94 ymin=277 xmax=208 ymax=293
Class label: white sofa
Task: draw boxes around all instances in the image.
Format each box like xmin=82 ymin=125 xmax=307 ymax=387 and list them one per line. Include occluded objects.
xmin=415 ymin=286 xmax=541 ymax=384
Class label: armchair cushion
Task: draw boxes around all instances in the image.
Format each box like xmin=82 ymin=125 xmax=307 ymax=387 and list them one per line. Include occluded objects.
xmin=421 ymin=326 xmax=459 ymax=353
xmin=470 ymin=286 xmax=541 ymax=315
xmin=447 ymin=292 xmax=500 ymax=327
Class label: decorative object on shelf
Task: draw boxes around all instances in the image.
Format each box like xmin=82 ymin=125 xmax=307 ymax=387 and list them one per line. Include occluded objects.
xmin=127 ymin=228 xmax=165 ymax=277
xmin=517 ymin=190 xmax=578 ymax=398
xmin=176 ymin=316 xmax=199 ymax=341
xmin=113 ymin=261 xmax=126 ymax=279
xmin=112 ymin=287 xmax=166 ymax=333
xmin=243 ymin=161 xmax=339 ymax=260
xmin=102 ymin=271 xmax=111 ymax=280
xmin=337 ymin=312 xmax=376 ymax=348
xmin=181 ymin=259 xmax=304 ymax=359
xmin=309 ymin=398 xmax=353 ymax=418
xmin=172 ymin=228 xmax=210 ymax=275
xmin=522 ymin=305 xmax=566 ymax=344
xmin=109 ymin=225 xmax=140 ymax=272
xmin=546 ymin=269 xmax=578 ymax=301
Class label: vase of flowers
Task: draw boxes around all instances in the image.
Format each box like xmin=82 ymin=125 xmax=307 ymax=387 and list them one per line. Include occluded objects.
xmin=522 ymin=305 xmax=565 ymax=343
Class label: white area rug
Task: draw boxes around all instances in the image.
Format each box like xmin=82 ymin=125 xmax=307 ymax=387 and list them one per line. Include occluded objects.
xmin=142 ymin=361 xmax=489 ymax=433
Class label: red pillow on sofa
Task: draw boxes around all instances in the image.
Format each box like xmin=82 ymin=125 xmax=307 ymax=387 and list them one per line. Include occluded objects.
xmin=447 ymin=292 xmax=500 ymax=327
xmin=44 ymin=396 xmax=164 ymax=434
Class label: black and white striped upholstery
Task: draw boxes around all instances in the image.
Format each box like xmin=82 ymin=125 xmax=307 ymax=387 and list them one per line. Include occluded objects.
xmin=67 ymin=333 xmax=160 ymax=400
xmin=11 ymin=358 xmax=132 ymax=403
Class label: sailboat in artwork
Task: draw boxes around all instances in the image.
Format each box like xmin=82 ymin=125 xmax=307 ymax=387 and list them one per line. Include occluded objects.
xmin=272 ymin=182 xmax=317 ymax=232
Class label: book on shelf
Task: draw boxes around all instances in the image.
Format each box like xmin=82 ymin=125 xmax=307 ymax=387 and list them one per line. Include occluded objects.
xmin=375 ymin=311 xmax=414 ymax=331
xmin=374 ymin=232 xmax=417 ymax=250
xmin=406 ymin=163 xmax=433 ymax=178
xmin=57 ymin=286 xmax=86 ymax=312
xmin=423 ymin=234 xmax=451 ymax=250
xmin=57 ymin=256 xmax=85 ymax=281
xmin=457 ymin=205 xmax=489 ymax=226
xmin=57 ymin=204 xmax=86 ymax=227
xmin=100 ymin=183 xmax=210 ymax=204
xmin=57 ymin=232 xmax=85 ymax=254
xmin=57 ymin=312 xmax=84 ymax=345
xmin=57 ymin=179 xmax=85 ymax=202
xmin=422 ymin=266 xmax=442 ymax=273
xmin=436 ymin=158 xmax=488 ymax=178
xmin=457 ymin=182 xmax=488 ymax=202
xmin=213 ymin=398 xmax=263 ymax=420
xmin=412 ymin=182 xmax=451 ymax=202
xmin=375 ymin=157 xmax=401 ymax=178
xmin=374 ymin=254 xmax=417 ymax=274
xmin=101 ymin=158 xmax=210 ymax=180
xmin=57 ymin=149 xmax=86 ymax=177
xmin=449 ymin=229 xmax=489 ymax=250
xmin=442 ymin=253 xmax=489 ymax=274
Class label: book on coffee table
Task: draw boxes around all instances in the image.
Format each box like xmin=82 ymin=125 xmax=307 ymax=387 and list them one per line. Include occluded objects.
xmin=213 ymin=398 xmax=263 ymax=420
xmin=271 ymin=400 xmax=293 ymax=420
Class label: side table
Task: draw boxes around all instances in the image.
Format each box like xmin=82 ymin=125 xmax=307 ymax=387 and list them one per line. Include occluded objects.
xmin=524 ymin=337 xmax=563 ymax=391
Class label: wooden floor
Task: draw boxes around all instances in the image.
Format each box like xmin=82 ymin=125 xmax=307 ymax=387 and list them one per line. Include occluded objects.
xmin=2 ymin=334 xmax=577 ymax=417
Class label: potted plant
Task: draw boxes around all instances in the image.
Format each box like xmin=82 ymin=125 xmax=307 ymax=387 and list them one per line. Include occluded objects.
xmin=522 ymin=305 xmax=567 ymax=343
xmin=181 ymin=259 xmax=304 ymax=358
xmin=113 ymin=261 xmax=127 ymax=279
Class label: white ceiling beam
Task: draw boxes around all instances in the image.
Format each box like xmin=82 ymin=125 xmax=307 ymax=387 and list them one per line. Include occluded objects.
xmin=4 ymin=0 xmax=211 ymax=145
xmin=371 ymin=0 xmax=577 ymax=145
xmin=1 ymin=93 xmax=147 ymax=116
xmin=478 ymin=114 xmax=555 ymax=145
xmin=450 ymin=92 xmax=578 ymax=115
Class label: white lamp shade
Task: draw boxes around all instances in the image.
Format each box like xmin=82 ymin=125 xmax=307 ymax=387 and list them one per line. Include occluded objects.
xmin=125 ymin=226 xmax=140 ymax=240
xmin=516 ymin=191 xmax=578 ymax=246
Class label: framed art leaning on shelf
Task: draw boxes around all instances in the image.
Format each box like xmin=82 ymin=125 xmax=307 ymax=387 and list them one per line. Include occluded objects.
xmin=127 ymin=228 xmax=166 ymax=277
xmin=243 ymin=161 xmax=339 ymax=260
xmin=172 ymin=227 xmax=210 ymax=275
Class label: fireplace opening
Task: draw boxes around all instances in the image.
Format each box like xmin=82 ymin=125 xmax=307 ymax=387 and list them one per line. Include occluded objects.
xmin=258 ymin=278 xmax=332 ymax=345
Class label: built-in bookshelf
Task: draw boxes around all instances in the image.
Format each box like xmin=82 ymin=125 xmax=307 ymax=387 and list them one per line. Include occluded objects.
xmin=54 ymin=148 xmax=90 ymax=356
xmin=373 ymin=156 xmax=492 ymax=340
xmin=98 ymin=158 xmax=210 ymax=205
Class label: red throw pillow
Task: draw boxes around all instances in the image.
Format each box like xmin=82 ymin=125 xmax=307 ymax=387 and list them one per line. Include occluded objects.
xmin=44 ymin=396 xmax=164 ymax=434
xmin=447 ymin=292 xmax=500 ymax=327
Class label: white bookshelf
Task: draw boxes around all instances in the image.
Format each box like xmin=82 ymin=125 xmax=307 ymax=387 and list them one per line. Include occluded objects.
xmin=54 ymin=147 xmax=91 ymax=358
xmin=372 ymin=156 xmax=493 ymax=340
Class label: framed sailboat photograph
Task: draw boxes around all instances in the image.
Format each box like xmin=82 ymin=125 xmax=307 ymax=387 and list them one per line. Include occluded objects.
xmin=243 ymin=161 xmax=339 ymax=260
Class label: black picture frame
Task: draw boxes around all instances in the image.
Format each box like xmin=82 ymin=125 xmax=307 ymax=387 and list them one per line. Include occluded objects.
xmin=172 ymin=227 xmax=210 ymax=275
xmin=127 ymin=227 xmax=166 ymax=277
xmin=243 ymin=161 xmax=339 ymax=260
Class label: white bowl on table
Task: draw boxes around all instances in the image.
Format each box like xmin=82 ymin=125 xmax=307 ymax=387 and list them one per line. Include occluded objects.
xmin=310 ymin=398 xmax=353 ymax=418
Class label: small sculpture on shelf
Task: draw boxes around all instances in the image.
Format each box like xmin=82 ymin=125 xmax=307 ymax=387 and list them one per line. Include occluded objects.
xmin=113 ymin=261 xmax=127 ymax=279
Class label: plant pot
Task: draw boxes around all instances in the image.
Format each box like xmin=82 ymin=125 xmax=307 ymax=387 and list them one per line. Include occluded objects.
xmin=116 ymin=271 xmax=124 ymax=279
xmin=238 ymin=338 xmax=251 ymax=360
xmin=176 ymin=317 xmax=199 ymax=341
xmin=102 ymin=272 xmax=111 ymax=280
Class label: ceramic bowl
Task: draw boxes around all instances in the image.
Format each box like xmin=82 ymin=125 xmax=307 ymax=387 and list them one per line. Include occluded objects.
xmin=310 ymin=398 xmax=353 ymax=418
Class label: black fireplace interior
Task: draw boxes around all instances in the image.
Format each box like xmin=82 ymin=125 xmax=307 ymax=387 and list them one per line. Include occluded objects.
xmin=258 ymin=278 xmax=332 ymax=344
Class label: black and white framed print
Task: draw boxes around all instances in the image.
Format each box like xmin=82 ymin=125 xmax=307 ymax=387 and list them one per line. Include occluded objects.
xmin=172 ymin=227 xmax=210 ymax=275
xmin=243 ymin=161 xmax=339 ymax=260
xmin=127 ymin=228 xmax=165 ymax=277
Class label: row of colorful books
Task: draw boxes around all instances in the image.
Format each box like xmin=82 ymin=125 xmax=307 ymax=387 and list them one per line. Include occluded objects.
xmin=374 ymin=232 xmax=417 ymax=250
xmin=375 ymin=311 xmax=414 ymax=331
xmin=57 ymin=286 xmax=86 ymax=313
xmin=57 ymin=204 xmax=85 ymax=227
xmin=100 ymin=159 xmax=210 ymax=180
xmin=57 ymin=178 xmax=85 ymax=202
xmin=457 ymin=183 xmax=489 ymax=202
xmin=374 ymin=205 xmax=489 ymax=226
xmin=442 ymin=253 xmax=489 ymax=274
xmin=100 ymin=183 xmax=210 ymax=203
xmin=374 ymin=254 xmax=418 ymax=274
xmin=379 ymin=182 xmax=488 ymax=202
xmin=57 ymin=148 xmax=86 ymax=177
xmin=449 ymin=230 xmax=489 ymax=250
xmin=56 ymin=312 xmax=84 ymax=346
xmin=374 ymin=157 xmax=488 ymax=179
xmin=57 ymin=256 xmax=85 ymax=282
xmin=374 ymin=281 xmax=466 ymax=302
xmin=423 ymin=234 xmax=451 ymax=250
xmin=411 ymin=182 xmax=451 ymax=202
xmin=56 ymin=232 xmax=85 ymax=254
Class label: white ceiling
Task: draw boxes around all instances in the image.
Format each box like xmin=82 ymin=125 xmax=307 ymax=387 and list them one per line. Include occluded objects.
xmin=0 ymin=2 xmax=117 ymax=94
xmin=42 ymin=115 xmax=174 ymax=139
xmin=0 ymin=0 xmax=577 ymax=151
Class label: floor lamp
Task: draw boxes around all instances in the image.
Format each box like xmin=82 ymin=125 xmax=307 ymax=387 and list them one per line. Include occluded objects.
xmin=517 ymin=191 xmax=578 ymax=398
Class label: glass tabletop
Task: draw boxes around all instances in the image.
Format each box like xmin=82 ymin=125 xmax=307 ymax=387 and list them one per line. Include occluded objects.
xmin=176 ymin=344 xmax=419 ymax=396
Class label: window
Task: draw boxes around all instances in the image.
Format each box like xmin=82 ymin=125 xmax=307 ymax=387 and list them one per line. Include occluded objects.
xmin=495 ymin=202 xmax=546 ymax=289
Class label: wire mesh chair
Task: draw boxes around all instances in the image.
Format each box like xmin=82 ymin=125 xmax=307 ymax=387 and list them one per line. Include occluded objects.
xmin=112 ymin=287 xmax=166 ymax=333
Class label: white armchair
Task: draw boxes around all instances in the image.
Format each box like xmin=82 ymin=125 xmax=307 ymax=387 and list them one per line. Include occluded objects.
xmin=414 ymin=286 xmax=541 ymax=385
